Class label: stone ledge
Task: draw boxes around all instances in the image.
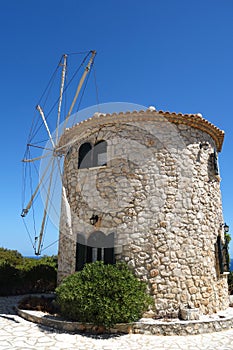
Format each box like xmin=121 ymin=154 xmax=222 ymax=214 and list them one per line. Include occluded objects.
xmin=17 ymin=307 xmax=233 ymax=336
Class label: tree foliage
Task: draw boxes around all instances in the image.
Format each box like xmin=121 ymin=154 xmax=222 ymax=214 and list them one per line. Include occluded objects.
xmin=0 ymin=247 xmax=23 ymax=266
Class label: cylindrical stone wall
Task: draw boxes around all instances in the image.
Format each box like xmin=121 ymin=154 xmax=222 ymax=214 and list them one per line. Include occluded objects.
xmin=58 ymin=110 xmax=228 ymax=317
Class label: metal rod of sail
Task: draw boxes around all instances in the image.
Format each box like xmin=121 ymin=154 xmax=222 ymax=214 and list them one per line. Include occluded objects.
xmin=56 ymin=54 xmax=67 ymax=144
xmin=21 ymin=157 xmax=53 ymax=217
xmin=36 ymin=105 xmax=56 ymax=149
xmin=35 ymin=158 xmax=55 ymax=255
xmin=22 ymin=152 xmax=51 ymax=163
xmin=62 ymin=50 xmax=96 ymax=132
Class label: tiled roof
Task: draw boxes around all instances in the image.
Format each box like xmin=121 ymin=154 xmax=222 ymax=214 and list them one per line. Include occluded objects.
xmin=59 ymin=108 xmax=225 ymax=152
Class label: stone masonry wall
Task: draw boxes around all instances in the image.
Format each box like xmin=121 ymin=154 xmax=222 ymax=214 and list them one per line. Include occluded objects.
xmin=58 ymin=116 xmax=229 ymax=316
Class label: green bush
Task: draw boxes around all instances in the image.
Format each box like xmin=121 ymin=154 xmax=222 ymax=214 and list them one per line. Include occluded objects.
xmin=23 ymin=264 xmax=57 ymax=293
xmin=18 ymin=255 xmax=58 ymax=271
xmin=56 ymin=261 xmax=152 ymax=327
xmin=0 ymin=248 xmax=57 ymax=295
xmin=0 ymin=247 xmax=23 ymax=266
xmin=0 ymin=262 xmax=21 ymax=295
xmin=228 ymin=271 xmax=233 ymax=295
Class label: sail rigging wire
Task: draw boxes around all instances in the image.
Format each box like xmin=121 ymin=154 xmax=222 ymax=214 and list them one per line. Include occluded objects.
xmin=31 ymin=156 xmax=61 ymax=223
xmin=22 ymin=50 xmax=98 ymax=255
xmin=26 ymin=143 xmax=54 ymax=152
xmin=22 ymin=153 xmax=74 ymax=255
xmin=67 ymin=51 xmax=90 ymax=55
xmin=28 ymin=66 xmax=62 ymax=143
xmin=39 ymin=157 xmax=63 ymax=253
xmin=21 ymin=154 xmax=27 ymax=210
xmin=93 ymin=65 xmax=100 ymax=112
xmin=39 ymin=222 xmax=77 ymax=254
xmin=34 ymin=146 xmax=63 ymax=220
xmin=56 ymin=54 xmax=67 ymax=144
xmin=37 ymin=56 xmax=62 ymax=107
xmin=41 ymin=69 xmax=59 ymax=109
xmin=40 ymin=239 xmax=59 ymax=253
xmin=27 ymin=151 xmax=69 ymax=255
xmin=62 ymin=51 xmax=96 ymax=132
xmin=68 ymin=52 xmax=97 ymax=128
xmin=22 ymin=157 xmax=66 ymax=255
xmin=28 ymin=60 xmax=61 ymax=144
xmin=73 ymin=62 xmax=92 ymax=125
xmin=21 ymin=156 xmax=54 ymax=217
xmin=36 ymin=105 xmax=56 ymax=149
xmin=28 ymin=149 xmax=37 ymax=241
xmin=36 ymin=157 xmax=56 ymax=255
xmin=22 ymin=152 xmax=52 ymax=163
xmin=29 ymin=51 xmax=92 ymax=144
xmin=21 ymin=218 xmax=36 ymax=250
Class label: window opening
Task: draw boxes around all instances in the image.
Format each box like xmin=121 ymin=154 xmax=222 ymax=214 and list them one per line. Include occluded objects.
xmin=78 ymin=140 xmax=107 ymax=169
xmin=78 ymin=142 xmax=92 ymax=169
xmin=93 ymin=140 xmax=107 ymax=167
xmin=210 ymin=149 xmax=219 ymax=175
xmin=76 ymin=231 xmax=115 ymax=270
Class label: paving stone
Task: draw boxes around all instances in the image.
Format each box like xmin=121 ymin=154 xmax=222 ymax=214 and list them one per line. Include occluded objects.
xmin=1 ymin=296 xmax=233 ymax=349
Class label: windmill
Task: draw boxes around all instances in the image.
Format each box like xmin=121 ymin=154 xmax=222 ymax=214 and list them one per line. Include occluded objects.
xmin=21 ymin=51 xmax=96 ymax=255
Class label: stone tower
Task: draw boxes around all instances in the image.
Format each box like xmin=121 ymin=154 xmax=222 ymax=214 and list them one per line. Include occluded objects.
xmin=57 ymin=107 xmax=229 ymax=317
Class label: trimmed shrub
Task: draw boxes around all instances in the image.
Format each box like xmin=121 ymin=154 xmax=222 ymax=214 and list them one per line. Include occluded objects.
xmin=56 ymin=261 xmax=152 ymax=327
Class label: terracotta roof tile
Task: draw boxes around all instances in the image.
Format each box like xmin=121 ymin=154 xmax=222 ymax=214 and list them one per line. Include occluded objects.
xmin=59 ymin=108 xmax=224 ymax=152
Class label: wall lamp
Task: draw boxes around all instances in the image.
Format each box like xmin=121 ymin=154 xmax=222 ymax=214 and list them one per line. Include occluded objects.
xmin=199 ymin=141 xmax=209 ymax=150
xmin=224 ymin=223 xmax=229 ymax=233
xmin=221 ymin=223 xmax=229 ymax=233
xmin=90 ymin=214 xmax=98 ymax=225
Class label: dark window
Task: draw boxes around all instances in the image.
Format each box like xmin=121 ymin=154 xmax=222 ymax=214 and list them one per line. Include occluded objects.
xmin=78 ymin=141 xmax=107 ymax=169
xmin=209 ymin=150 xmax=219 ymax=175
xmin=78 ymin=142 xmax=92 ymax=169
xmin=213 ymin=150 xmax=219 ymax=175
xmin=93 ymin=140 xmax=107 ymax=167
xmin=76 ymin=234 xmax=87 ymax=271
xmin=76 ymin=231 xmax=115 ymax=271
xmin=104 ymin=247 xmax=115 ymax=264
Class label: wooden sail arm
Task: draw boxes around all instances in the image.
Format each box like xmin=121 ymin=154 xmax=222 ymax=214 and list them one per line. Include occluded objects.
xmin=35 ymin=159 xmax=55 ymax=255
xmin=56 ymin=54 xmax=67 ymax=144
xmin=22 ymin=152 xmax=51 ymax=163
xmin=35 ymin=208 xmax=47 ymax=255
xmin=36 ymin=105 xmax=56 ymax=149
xmin=62 ymin=50 xmax=96 ymax=131
xmin=21 ymin=158 xmax=52 ymax=217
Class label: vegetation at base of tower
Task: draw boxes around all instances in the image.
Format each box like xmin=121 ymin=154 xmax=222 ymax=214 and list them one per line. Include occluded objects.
xmin=224 ymin=232 xmax=231 ymax=272
xmin=0 ymin=247 xmax=57 ymax=296
xmin=228 ymin=272 xmax=233 ymax=295
xmin=56 ymin=261 xmax=153 ymax=327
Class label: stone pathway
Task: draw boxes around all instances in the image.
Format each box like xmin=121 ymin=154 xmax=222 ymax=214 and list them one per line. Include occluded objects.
xmin=1 ymin=296 xmax=233 ymax=349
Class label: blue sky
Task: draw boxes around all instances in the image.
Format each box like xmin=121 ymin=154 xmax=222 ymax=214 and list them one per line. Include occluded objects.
xmin=0 ymin=0 xmax=233 ymax=256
